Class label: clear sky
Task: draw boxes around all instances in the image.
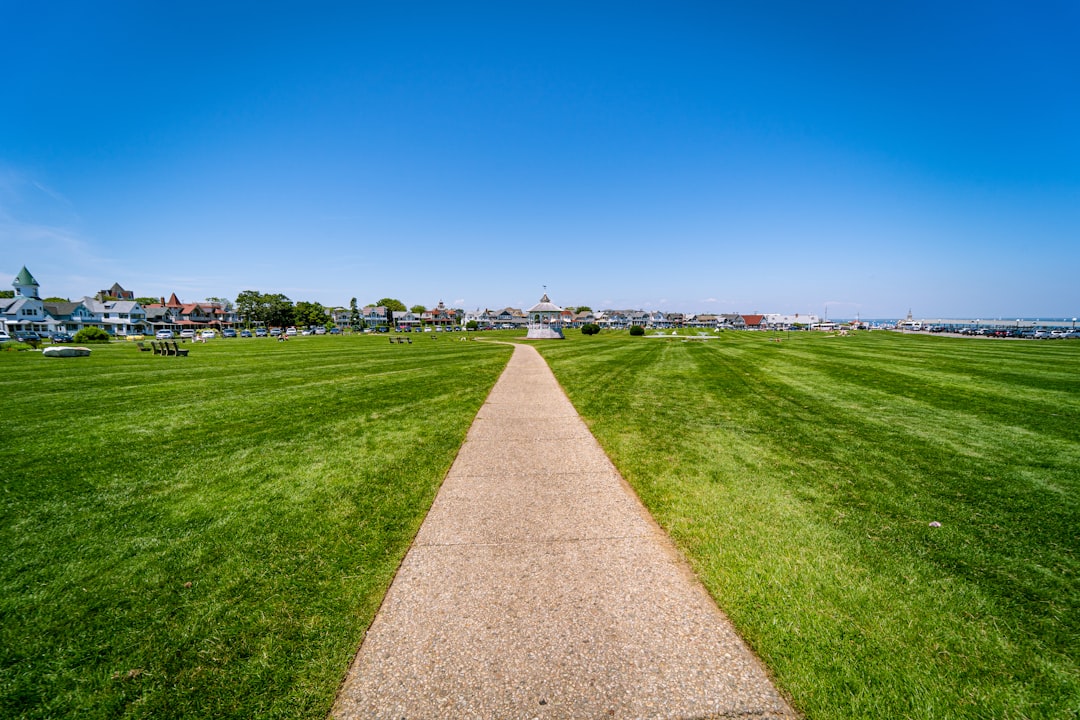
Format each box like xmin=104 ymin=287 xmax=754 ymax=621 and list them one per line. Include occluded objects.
xmin=2 ymin=1 xmax=1078 ymax=318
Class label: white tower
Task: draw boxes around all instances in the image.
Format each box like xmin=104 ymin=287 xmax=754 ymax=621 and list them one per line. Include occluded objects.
xmin=13 ymin=266 xmax=40 ymax=299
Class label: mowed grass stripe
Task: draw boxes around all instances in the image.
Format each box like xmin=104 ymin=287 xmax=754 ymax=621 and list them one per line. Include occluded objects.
xmin=534 ymin=331 xmax=1079 ymax=719
xmin=0 ymin=336 xmax=511 ymax=719
xmin=773 ymin=335 xmax=1078 ymax=442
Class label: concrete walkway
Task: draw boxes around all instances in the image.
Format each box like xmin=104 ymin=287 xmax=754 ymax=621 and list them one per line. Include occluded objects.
xmin=332 ymin=343 xmax=795 ymax=719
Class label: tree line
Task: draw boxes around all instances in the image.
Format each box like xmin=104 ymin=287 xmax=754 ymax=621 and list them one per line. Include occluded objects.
xmin=232 ymin=292 xmax=421 ymax=330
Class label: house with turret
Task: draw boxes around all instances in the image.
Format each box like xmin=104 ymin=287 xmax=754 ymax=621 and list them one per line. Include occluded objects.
xmin=421 ymin=301 xmax=457 ymax=327
xmin=1 ymin=267 xmax=52 ymax=335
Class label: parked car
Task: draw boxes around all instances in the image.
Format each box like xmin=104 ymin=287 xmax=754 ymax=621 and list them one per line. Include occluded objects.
xmin=0 ymin=330 xmax=11 ymax=342
xmin=180 ymin=329 xmax=196 ymax=339
xmin=50 ymin=332 xmax=73 ymax=343
xmin=285 ymin=327 xmax=298 ymax=336
xmin=240 ymin=329 xmax=252 ymax=338
xmin=255 ymin=328 xmax=268 ymax=337
xmin=13 ymin=330 xmax=42 ymax=343
xmin=329 ymin=327 xmax=342 ymax=334
xmin=269 ymin=328 xmax=282 ymax=336
xmin=314 ymin=327 xmax=326 ymax=335
xmin=222 ymin=328 xmax=237 ymax=338
xmin=156 ymin=329 xmax=175 ymax=340
xmin=199 ymin=330 xmax=216 ymax=339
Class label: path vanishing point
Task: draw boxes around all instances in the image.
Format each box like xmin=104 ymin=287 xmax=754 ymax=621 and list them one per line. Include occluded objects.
xmin=332 ymin=343 xmax=796 ymax=719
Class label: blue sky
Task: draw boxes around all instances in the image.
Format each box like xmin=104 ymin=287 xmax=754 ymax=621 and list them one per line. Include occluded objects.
xmin=2 ymin=1 xmax=1078 ymax=318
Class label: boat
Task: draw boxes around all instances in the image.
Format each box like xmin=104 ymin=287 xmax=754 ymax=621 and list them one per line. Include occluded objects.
xmin=42 ymin=346 xmax=92 ymax=358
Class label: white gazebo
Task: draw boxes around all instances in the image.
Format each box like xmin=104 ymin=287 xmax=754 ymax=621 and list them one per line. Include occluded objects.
xmin=525 ymin=293 xmax=565 ymax=339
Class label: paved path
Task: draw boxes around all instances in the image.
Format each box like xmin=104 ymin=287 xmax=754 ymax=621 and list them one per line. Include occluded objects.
xmin=333 ymin=343 xmax=795 ymax=719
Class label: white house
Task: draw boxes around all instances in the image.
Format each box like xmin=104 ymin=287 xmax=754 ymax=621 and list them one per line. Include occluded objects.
xmin=764 ymin=313 xmax=820 ymax=329
xmin=81 ymin=297 xmax=150 ymax=336
xmin=1 ymin=266 xmax=53 ymax=335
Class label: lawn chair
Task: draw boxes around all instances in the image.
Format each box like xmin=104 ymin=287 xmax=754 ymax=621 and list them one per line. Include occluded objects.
xmin=407 ymin=337 xmax=412 ymax=344
xmin=136 ymin=341 xmax=151 ymax=352
xmin=171 ymin=341 xmax=189 ymax=357
xmin=150 ymin=341 xmax=164 ymax=355
xmin=389 ymin=337 xmax=395 ymax=344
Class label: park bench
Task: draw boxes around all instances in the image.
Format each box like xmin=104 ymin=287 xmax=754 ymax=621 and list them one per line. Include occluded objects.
xmin=166 ymin=341 xmax=189 ymax=357
xmin=136 ymin=341 xmax=152 ymax=352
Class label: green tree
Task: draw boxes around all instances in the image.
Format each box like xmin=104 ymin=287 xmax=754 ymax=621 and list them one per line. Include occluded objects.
xmin=294 ymin=301 xmax=327 ymax=328
xmin=629 ymin=325 xmax=645 ymax=336
xmin=375 ymin=298 xmax=406 ymax=312
xmin=43 ymin=296 xmax=70 ymax=303
xmin=574 ymin=306 xmax=592 ymax=313
xmin=0 ymin=290 xmax=13 ymax=299
xmin=349 ymin=298 xmax=361 ymax=331
xmin=135 ymin=297 xmax=160 ymax=306
xmin=264 ymin=294 xmax=294 ymax=329
xmin=410 ymin=304 xmax=426 ymax=315
xmin=235 ymin=290 xmax=263 ymax=327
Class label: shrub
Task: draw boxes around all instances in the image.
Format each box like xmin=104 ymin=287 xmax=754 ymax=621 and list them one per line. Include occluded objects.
xmin=73 ymin=327 xmax=111 ymax=343
xmin=580 ymin=323 xmax=600 ymax=336
xmin=629 ymin=325 xmax=645 ymax=336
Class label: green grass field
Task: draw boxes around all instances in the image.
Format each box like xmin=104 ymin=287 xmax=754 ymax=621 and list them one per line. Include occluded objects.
xmin=0 ymin=334 xmax=512 ymax=719
xmin=533 ymin=330 xmax=1079 ymax=719
xmin=3 ymin=330 xmax=1078 ymax=718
